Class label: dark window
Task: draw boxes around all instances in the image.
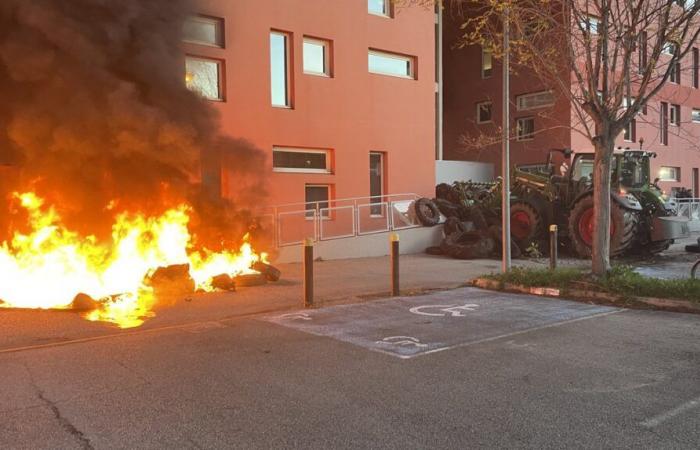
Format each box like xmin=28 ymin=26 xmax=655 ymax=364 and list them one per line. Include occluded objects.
xmin=516 ymin=117 xmax=535 ymax=141
xmin=305 ymin=185 xmax=330 ymax=218
xmin=660 ymin=102 xmax=669 ymax=145
xmin=623 ymin=119 xmax=636 ymax=142
xmin=272 ymin=149 xmax=329 ymax=173
xmin=638 ymin=31 xmax=648 ymax=73
xmin=693 ymin=48 xmax=699 ymax=88
xmin=369 ymin=152 xmax=384 ymax=216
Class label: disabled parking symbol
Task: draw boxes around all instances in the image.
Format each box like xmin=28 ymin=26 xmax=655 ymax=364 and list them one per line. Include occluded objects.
xmin=409 ymin=304 xmax=479 ymax=317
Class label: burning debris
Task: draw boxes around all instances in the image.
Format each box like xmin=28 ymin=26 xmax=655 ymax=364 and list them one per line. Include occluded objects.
xmin=0 ymin=1 xmax=275 ymax=328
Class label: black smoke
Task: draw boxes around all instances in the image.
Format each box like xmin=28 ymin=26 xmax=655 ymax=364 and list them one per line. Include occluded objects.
xmin=0 ymin=0 xmax=267 ymax=249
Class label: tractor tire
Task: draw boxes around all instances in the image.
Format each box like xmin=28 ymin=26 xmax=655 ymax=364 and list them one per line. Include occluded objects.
xmin=487 ymin=225 xmax=522 ymax=259
xmin=568 ymin=195 xmax=638 ymax=258
xmin=440 ymin=231 xmax=495 ymax=260
xmin=436 ymin=183 xmax=460 ymax=203
xmin=414 ymin=198 xmax=441 ymax=227
xmin=645 ymin=240 xmax=673 ymax=255
xmin=509 ymin=202 xmax=544 ymax=250
xmin=425 ymin=246 xmax=444 ymax=256
xmin=459 ymin=205 xmax=489 ymax=230
xmin=443 ymin=216 xmax=467 ymax=236
xmin=434 ymin=198 xmax=460 ymax=218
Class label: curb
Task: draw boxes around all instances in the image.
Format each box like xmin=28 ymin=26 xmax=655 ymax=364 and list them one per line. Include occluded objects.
xmin=472 ymin=278 xmax=700 ymax=314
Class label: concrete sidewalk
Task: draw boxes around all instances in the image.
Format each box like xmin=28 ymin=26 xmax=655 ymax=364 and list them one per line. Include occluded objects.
xmin=1 ymin=234 xmax=697 ymax=353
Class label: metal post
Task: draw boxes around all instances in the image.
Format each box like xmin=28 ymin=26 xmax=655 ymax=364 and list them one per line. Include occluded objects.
xmin=390 ymin=233 xmax=400 ymax=296
xmin=303 ymin=238 xmax=314 ymax=308
xmin=549 ymin=225 xmax=558 ymax=270
xmin=501 ymin=6 xmax=512 ymax=273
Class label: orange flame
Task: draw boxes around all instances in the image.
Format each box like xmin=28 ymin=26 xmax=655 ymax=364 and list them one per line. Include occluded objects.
xmin=0 ymin=192 xmax=268 ymax=328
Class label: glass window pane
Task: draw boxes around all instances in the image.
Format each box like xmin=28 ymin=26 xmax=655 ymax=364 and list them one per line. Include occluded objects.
xmin=368 ymin=0 xmax=388 ymax=15
xmin=183 ymin=17 xmax=223 ymax=47
xmin=303 ymin=40 xmax=326 ymax=75
xmin=185 ymin=58 xmax=221 ymax=100
xmin=270 ymin=33 xmax=289 ymax=107
xmin=306 ymin=186 xmax=330 ymax=217
xmin=369 ymin=51 xmax=412 ymax=78
xmin=370 ymin=153 xmax=383 ymax=215
xmin=273 ymin=150 xmax=327 ymax=171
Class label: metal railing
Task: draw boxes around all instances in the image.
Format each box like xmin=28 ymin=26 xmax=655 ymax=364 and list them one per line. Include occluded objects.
xmin=676 ymin=198 xmax=700 ymax=222
xmin=260 ymin=193 xmax=423 ymax=247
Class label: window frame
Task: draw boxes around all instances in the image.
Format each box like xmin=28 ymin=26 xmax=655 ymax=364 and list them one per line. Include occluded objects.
xmin=270 ymin=30 xmax=293 ymax=108
xmin=305 ymin=184 xmax=331 ymax=219
xmin=368 ymin=49 xmax=415 ymax=79
xmin=659 ymin=166 xmax=681 ymax=182
xmin=670 ymin=103 xmax=681 ymax=127
xmin=693 ymin=48 xmax=699 ymax=89
xmin=481 ymin=47 xmax=493 ymax=79
xmin=183 ymin=15 xmax=225 ymax=48
xmin=660 ymin=102 xmax=669 ymax=145
xmin=272 ymin=147 xmax=331 ymax=174
xmin=368 ymin=0 xmax=392 ymax=18
xmin=692 ymin=108 xmax=700 ymax=123
xmin=516 ymin=90 xmax=555 ymax=111
xmin=303 ymin=37 xmax=332 ymax=77
xmin=185 ymin=55 xmax=225 ymax=101
xmin=369 ymin=151 xmax=386 ymax=217
xmin=516 ymin=117 xmax=535 ymax=141
xmin=476 ymin=101 xmax=493 ymax=124
xmin=623 ymin=118 xmax=636 ymax=142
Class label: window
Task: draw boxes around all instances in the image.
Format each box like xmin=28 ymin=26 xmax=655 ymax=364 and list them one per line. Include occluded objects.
xmin=670 ymin=59 xmax=681 ymax=84
xmin=183 ymin=16 xmax=224 ymax=47
xmin=692 ymin=108 xmax=700 ymax=123
xmin=516 ymin=117 xmax=535 ymax=141
xmin=581 ymin=15 xmax=599 ymax=34
xmin=476 ymin=102 xmax=492 ymax=123
xmin=303 ymin=37 xmax=331 ymax=76
xmin=369 ymin=152 xmax=385 ymax=216
xmin=368 ymin=0 xmax=391 ymax=17
xmin=368 ymin=50 xmax=414 ymax=79
xmin=623 ymin=119 xmax=636 ymax=142
xmin=185 ymin=57 xmax=223 ymax=100
xmin=693 ymin=48 xmax=699 ymax=88
xmin=659 ymin=166 xmax=681 ymax=182
xmin=481 ymin=47 xmax=493 ymax=78
xmin=272 ymin=147 xmax=330 ymax=173
xmin=516 ymin=91 xmax=555 ymax=111
xmin=305 ymin=185 xmax=330 ymax=218
xmin=663 ymin=42 xmax=677 ymax=55
xmin=270 ymin=31 xmax=291 ymax=107
xmin=638 ymin=31 xmax=648 ymax=73
xmin=671 ymin=104 xmax=681 ymax=126
xmin=660 ymin=102 xmax=669 ymax=145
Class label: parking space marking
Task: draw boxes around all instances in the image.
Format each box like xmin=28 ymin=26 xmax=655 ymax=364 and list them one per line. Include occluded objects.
xmin=641 ymin=396 xmax=700 ymax=428
xmin=261 ymin=287 xmax=623 ymax=359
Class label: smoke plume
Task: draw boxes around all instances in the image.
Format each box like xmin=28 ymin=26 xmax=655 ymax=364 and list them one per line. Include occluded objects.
xmin=0 ymin=0 xmax=267 ymax=248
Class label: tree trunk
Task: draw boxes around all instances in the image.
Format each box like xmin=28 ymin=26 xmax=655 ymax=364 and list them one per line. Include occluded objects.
xmin=591 ymin=138 xmax=615 ymax=276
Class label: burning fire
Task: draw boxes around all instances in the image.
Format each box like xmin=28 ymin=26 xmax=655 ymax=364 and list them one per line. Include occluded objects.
xmin=0 ymin=192 xmax=268 ymax=328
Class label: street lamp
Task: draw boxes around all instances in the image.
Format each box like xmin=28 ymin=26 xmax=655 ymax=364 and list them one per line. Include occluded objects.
xmin=501 ymin=6 xmax=512 ymax=273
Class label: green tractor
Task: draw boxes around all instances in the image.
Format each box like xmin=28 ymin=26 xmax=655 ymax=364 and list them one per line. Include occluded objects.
xmin=509 ymin=149 xmax=690 ymax=257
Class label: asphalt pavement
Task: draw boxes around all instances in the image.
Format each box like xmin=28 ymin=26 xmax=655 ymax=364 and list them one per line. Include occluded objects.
xmin=2 ymin=287 xmax=700 ymax=449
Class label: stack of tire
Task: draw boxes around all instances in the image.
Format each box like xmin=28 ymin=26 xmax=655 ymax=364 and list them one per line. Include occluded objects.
xmin=416 ymin=184 xmax=521 ymax=260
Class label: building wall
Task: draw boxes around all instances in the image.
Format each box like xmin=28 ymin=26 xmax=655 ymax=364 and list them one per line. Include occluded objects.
xmin=442 ymin=12 xmax=571 ymax=174
xmin=443 ymin=11 xmax=700 ymax=196
xmin=189 ymin=0 xmax=436 ymax=207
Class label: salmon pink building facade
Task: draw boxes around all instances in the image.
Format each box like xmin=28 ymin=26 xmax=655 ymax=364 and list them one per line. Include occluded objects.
xmin=185 ymin=0 xmax=437 ymax=210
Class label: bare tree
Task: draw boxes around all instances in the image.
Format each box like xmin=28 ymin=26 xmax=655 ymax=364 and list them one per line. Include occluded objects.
xmin=440 ymin=0 xmax=700 ymax=275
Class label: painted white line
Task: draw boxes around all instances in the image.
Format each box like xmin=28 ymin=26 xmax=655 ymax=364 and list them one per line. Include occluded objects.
xmin=641 ymin=397 xmax=700 ymax=428
xmin=398 ymin=309 xmax=625 ymax=359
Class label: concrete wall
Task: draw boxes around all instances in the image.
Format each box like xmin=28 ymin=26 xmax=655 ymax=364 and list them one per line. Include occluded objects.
xmin=435 ymin=160 xmax=494 ymax=184
xmin=191 ymin=0 xmax=437 ymax=207
xmin=273 ymin=225 xmax=443 ymax=264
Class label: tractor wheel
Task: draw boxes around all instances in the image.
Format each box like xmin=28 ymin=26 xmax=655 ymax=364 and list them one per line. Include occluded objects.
xmin=568 ymin=196 xmax=638 ymax=258
xmin=434 ymin=198 xmax=460 ymax=218
xmin=509 ymin=202 xmax=544 ymax=250
xmin=645 ymin=240 xmax=672 ymax=255
xmin=414 ymin=198 xmax=441 ymax=227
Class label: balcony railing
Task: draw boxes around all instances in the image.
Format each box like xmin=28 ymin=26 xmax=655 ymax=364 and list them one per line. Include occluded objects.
xmin=259 ymin=193 xmax=423 ymax=247
xmin=676 ymin=198 xmax=700 ymax=222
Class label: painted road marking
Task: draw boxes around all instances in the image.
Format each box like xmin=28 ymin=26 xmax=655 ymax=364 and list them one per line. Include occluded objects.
xmin=261 ymin=287 xmax=622 ymax=359
xmin=409 ymin=304 xmax=479 ymax=317
xmin=641 ymin=396 xmax=700 ymax=428
xmin=376 ymin=336 xmax=428 ymax=348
